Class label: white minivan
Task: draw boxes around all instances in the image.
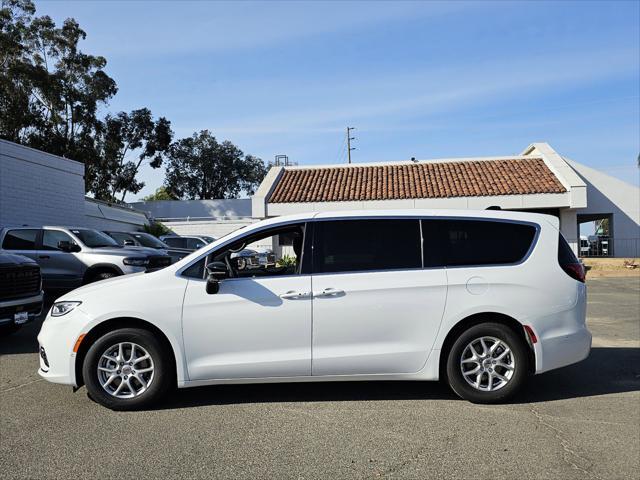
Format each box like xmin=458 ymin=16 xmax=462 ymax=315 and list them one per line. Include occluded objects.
xmin=37 ymin=210 xmax=591 ymax=410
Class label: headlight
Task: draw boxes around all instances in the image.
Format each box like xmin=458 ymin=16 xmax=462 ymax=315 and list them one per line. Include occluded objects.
xmin=50 ymin=301 xmax=82 ymax=317
xmin=123 ymin=257 xmax=150 ymax=266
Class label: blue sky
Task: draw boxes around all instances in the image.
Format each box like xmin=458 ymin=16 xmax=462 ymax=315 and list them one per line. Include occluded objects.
xmin=36 ymin=0 xmax=640 ymax=199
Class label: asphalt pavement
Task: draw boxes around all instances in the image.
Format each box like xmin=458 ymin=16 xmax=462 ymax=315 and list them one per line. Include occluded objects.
xmin=1 ymin=276 xmax=638 ymax=479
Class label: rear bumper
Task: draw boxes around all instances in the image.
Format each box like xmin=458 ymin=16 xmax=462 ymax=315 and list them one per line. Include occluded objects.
xmin=531 ymin=283 xmax=591 ymax=374
xmin=535 ymin=325 xmax=591 ymax=374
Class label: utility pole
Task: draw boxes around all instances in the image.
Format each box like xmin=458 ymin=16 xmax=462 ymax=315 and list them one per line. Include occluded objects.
xmin=346 ymin=127 xmax=355 ymax=164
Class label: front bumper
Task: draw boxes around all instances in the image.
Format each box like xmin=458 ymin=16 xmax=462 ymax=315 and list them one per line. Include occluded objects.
xmin=0 ymin=292 xmax=44 ymax=326
xmin=37 ymin=307 xmax=89 ymax=386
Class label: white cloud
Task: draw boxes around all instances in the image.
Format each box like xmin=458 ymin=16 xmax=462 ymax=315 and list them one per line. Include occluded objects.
xmin=200 ymin=46 xmax=638 ymax=135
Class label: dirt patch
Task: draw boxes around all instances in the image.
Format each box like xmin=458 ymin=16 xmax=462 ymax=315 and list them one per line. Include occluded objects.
xmin=583 ymin=258 xmax=639 ymax=278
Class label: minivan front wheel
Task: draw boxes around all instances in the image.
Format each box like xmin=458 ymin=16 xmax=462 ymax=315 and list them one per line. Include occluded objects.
xmin=446 ymin=322 xmax=529 ymax=403
xmin=83 ymin=328 xmax=172 ymax=410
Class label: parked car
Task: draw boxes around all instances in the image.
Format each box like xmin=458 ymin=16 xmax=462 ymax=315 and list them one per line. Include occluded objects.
xmin=579 ymin=235 xmax=590 ymax=256
xmin=102 ymin=231 xmax=186 ymax=264
xmin=0 ymin=226 xmax=171 ymax=291
xmin=37 ymin=210 xmax=591 ymax=410
xmin=159 ymin=234 xmax=274 ymax=270
xmin=160 ymin=234 xmax=216 ymax=251
xmin=231 ymin=248 xmax=277 ymax=271
xmin=127 ymin=232 xmax=191 ymax=262
xmin=0 ymin=252 xmax=44 ymax=335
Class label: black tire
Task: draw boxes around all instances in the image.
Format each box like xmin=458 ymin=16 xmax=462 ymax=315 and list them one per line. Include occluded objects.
xmin=82 ymin=328 xmax=173 ymax=410
xmin=87 ymin=271 xmax=119 ymax=284
xmin=446 ymin=322 xmax=530 ymax=404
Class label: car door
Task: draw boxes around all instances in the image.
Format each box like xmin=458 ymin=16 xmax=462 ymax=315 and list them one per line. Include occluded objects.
xmin=181 ymin=223 xmax=312 ymax=381
xmin=1 ymin=229 xmax=41 ymax=263
xmin=310 ymin=218 xmax=448 ymax=376
xmin=39 ymin=229 xmax=85 ymax=289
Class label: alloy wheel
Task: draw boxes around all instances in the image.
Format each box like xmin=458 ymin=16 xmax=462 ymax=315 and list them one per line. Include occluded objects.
xmin=97 ymin=342 xmax=155 ymax=398
xmin=460 ymin=336 xmax=515 ymax=392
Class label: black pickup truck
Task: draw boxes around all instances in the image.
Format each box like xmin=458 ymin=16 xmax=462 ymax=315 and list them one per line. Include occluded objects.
xmin=0 ymin=252 xmax=44 ymax=335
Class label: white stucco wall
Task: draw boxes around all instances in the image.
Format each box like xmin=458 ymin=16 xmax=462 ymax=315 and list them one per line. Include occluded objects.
xmin=566 ymin=159 xmax=640 ymax=257
xmin=0 ymin=140 xmax=148 ymax=231
xmin=162 ymin=219 xmax=256 ymax=239
xmin=130 ymin=199 xmax=252 ymax=220
xmin=85 ymin=199 xmax=148 ymax=231
xmin=0 ymin=139 xmax=85 ymax=227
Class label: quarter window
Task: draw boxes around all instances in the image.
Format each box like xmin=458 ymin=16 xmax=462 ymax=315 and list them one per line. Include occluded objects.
xmin=313 ymin=219 xmax=422 ymax=274
xmin=422 ymin=219 xmax=537 ymax=267
xmin=2 ymin=229 xmax=39 ymax=250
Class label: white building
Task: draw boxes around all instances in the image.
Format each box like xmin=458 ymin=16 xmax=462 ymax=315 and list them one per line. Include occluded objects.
xmin=2 ymin=139 xmax=637 ymax=257
xmin=129 ymin=199 xmax=256 ymax=238
xmin=252 ymin=143 xmax=639 ymax=257
xmin=0 ymin=139 xmax=148 ymax=231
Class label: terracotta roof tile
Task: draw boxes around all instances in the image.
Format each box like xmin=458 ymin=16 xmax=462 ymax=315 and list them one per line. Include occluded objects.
xmin=268 ymin=158 xmax=566 ymax=203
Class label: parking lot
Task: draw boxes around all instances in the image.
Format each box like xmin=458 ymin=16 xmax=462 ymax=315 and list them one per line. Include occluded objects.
xmin=1 ymin=276 xmax=638 ymax=479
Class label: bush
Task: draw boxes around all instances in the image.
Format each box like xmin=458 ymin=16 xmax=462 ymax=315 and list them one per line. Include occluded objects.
xmin=277 ymin=255 xmax=297 ymax=267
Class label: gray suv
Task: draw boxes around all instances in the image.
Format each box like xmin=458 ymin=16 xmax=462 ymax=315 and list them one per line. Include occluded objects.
xmin=0 ymin=227 xmax=171 ymax=290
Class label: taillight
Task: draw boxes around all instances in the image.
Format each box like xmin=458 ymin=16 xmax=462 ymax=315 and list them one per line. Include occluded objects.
xmin=561 ymin=263 xmax=586 ymax=283
xmin=558 ymin=233 xmax=585 ymax=283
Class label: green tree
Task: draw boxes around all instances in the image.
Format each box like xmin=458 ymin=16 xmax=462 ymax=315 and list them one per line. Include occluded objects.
xmin=143 ymin=220 xmax=171 ymax=237
xmin=164 ymin=130 xmax=267 ymax=199
xmin=141 ymin=186 xmax=176 ymax=201
xmin=91 ymin=108 xmax=173 ymax=201
xmin=0 ymin=0 xmax=117 ymax=172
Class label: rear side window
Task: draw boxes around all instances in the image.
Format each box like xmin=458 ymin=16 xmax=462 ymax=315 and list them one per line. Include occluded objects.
xmin=2 ymin=229 xmax=39 ymax=250
xmin=423 ymin=219 xmax=537 ymax=267
xmin=313 ymin=219 xmax=421 ymax=274
xmin=186 ymin=238 xmax=206 ymax=250
xmin=164 ymin=237 xmax=187 ymax=248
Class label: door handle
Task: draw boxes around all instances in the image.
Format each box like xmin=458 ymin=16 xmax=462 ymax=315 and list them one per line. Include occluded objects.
xmin=279 ymin=290 xmax=311 ymax=300
xmin=38 ymin=255 xmax=50 ymax=260
xmin=314 ymin=288 xmax=345 ymax=298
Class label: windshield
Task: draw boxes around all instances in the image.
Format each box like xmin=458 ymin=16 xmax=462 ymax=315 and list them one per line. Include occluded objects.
xmin=71 ymin=229 xmax=119 ymax=248
xmin=202 ymin=236 xmax=215 ymax=244
xmin=133 ymin=233 xmax=168 ymax=249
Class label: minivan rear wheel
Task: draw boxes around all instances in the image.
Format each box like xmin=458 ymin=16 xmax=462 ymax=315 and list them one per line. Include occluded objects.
xmin=446 ymin=322 xmax=529 ymax=403
xmin=82 ymin=328 xmax=172 ymax=410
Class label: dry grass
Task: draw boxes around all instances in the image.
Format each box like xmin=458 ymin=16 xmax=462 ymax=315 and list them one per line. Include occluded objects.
xmin=582 ymin=257 xmax=640 ymax=278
